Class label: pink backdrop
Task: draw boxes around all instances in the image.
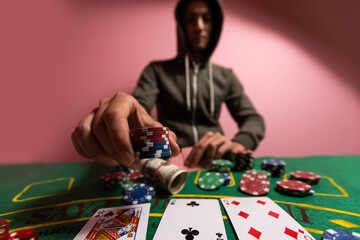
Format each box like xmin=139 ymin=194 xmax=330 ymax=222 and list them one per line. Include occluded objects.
xmin=1 ymin=0 xmax=359 ymax=164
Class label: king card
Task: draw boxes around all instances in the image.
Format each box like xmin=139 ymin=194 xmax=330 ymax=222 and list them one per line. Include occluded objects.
xmin=73 ymin=203 xmax=150 ymax=240
xmin=221 ymin=197 xmax=315 ymax=240
xmin=153 ymin=199 xmax=227 ymax=240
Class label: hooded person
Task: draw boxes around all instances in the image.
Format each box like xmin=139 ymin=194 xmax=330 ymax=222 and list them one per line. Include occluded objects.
xmin=133 ymin=0 xmax=265 ymax=168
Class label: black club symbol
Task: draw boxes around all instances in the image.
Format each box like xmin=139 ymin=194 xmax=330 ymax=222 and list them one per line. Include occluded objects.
xmin=181 ymin=227 xmax=199 ymax=240
xmin=216 ymin=232 xmax=224 ymax=240
xmin=187 ymin=201 xmax=200 ymax=207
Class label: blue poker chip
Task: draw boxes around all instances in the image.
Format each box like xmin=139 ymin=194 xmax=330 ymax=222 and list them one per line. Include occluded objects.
xmin=123 ymin=183 xmax=155 ymax=205
xmin=322 ymin=229 xmax=360 ymax=240
xmin=133 ymin=141 xmax=170 ymax=148
xmin=220 ymin=173 xmax=232 ymax=185
xmin=135 ymin=150 xmax=172 ymax=159
xmin=133 ymin=144 xmax=170 ymax=152
xmin=262 ymin=159 xmax=286 ymax=166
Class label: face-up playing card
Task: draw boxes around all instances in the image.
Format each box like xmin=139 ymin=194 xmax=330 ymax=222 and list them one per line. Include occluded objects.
xmin=221 ymin=197 xmax=315 ymax=240
xmin=73 ymin=203 xmax=150 ymax=240
xmin=153 ymin=199 xmax=227 ymax=240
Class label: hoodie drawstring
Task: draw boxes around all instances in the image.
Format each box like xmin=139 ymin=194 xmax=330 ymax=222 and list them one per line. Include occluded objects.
xmin=184 ymin=55 xmax=215 ymax=117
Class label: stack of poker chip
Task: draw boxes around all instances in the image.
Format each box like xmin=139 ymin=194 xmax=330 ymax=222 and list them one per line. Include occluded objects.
xmin=232 ymin=150 xmax=254 ymax=172
xmin=321 ymin=229 xmax=360 ymax=240
xmin=209 ymin=159 xmax=233 ymax=172
xmin=290 ymin=171 xmax=321 ymax=185
xmin=276 ymin=179 xmax=314 ymax=197
xmin=130 ymin=127 xmax=171 ymax=159
xmin=239 ymin=171 xmax=270 ymax=196
xmin=261 ymin=159 xmax=286 ymax=177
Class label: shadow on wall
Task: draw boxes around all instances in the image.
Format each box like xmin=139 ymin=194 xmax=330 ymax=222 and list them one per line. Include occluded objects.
xmin=224 ymin=0 xmax=360 ymax=92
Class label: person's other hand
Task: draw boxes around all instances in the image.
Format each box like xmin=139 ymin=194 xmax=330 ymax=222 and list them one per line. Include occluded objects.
xmin=184 ymin=132 xmax=246 ymax=168
xmin=71 ymin=92 xmax=180 ymax=168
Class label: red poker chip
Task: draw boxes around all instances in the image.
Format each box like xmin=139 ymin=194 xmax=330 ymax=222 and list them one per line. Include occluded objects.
xmin=130 ymin=127 xmax=169 ymax=133
xmin=130 ymin=130 xmax=169 ymax=137
xmin=131 ymin=134 xmax=169 ymax=141
xmin=101 ymin=172 xmax=126 ymax=182
xmin=8 ymin=229 xmax=38 ymax=240
xmin=276 ymin=179 xmax=311 ymax=192
xmin=127 ymin=171 xmax=143 ymax=181
xmin=290 ymin=171 xmax=320 ymax=185
xmin=241 ymin=172 xmax=268 ymax=180
xmin=239 ymin=173 xmax=270 ymax=196
xmin=131 ymin=138 xmax=169 ymax=144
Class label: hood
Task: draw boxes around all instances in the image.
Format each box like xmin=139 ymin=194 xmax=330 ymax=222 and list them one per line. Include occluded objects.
xmin=175 ymin=0 xmax=224 ymax=63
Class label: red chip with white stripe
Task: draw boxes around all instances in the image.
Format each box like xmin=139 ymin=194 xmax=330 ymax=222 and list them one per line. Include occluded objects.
xmin=290 ymin=171 xmax=320 ymax=185
xmin=239 ymin=172 xmax=270 ymax=196
xmin=276 ymin=179 xmax=311 ymax=192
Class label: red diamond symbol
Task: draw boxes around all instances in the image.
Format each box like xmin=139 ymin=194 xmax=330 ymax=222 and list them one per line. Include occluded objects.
xmin=284 ymin=227 xmax=298 ymax=239
xmin=299 ymin=229 xmax=304 ymax=234
xmin=268 ymin=210 xmax=280 ymax=219
xmin=257 ymin=200 xmax=266 ymax=205
xmin=231 ymin=201 xmax=240 ymax=206
xmin=248 ymin=227 xmax=262 ymax=239
xmin=238 ymin=211 xmax=249 ymax=219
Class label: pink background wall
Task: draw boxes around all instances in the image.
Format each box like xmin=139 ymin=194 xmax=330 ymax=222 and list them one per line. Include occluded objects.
xmin=1 ymin=0 xmax=359 ymax=164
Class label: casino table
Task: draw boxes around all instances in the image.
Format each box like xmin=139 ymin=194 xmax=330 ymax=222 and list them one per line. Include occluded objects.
xmin=1 ymin=155 xmax=359 ymax=239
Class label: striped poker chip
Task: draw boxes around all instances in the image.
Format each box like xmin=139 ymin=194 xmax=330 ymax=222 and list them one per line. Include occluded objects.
xmin=276 ymin=179 xmax=311 ymax=193
xmin=131 ymin=138 xmax=169 ymax=145
xmin=133 ymin=144 xmax=170 ymax=152
xmin=135 ymin=150 xmax=172 ymax=159
xmin=198 ymin=172 xmax=224 ymax=190
xmin=239 ymin=172 xmax=270 ymax=196
xmin=132 ymin=134 xmax=169 ymax=141
xmin=130 ymin=127 xmax=169 ymax=133
xmin=245 ymin=169 xmax=271 ymax=178
xmin=322 ymin=229 xmax=360 ymax=240
xmin=220 ymin=173 xmax=232 ymax=185
xmin=262 ymin=159 xmax=286 ymax=166
xmin=290 ymin=171 xmax=321 ymax=185
xmin=123 ymin=183 xmax=155 ymax=205
xmin=133 ymin=141 xmax=170 ymax=148
xmin=130 ymin=130 xmax=169 ymax=137
xmin=135 ymin=149 xmax=171 ymax=156
xmin=127 ymin=170 xmax=143 ymax=181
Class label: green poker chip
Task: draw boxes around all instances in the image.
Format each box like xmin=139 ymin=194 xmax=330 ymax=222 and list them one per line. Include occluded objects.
xmin=198 ymin=172 xmax=224 ymax=190
xmin=245 ymin=169 xmax=271 ymax=178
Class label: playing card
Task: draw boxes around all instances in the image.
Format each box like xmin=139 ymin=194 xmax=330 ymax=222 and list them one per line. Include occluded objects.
xmin=73 ymin=203 xmax=150 ymax=240
xmin=221 ymin=197 xmax=315 ymax=240
xmin=153 ymin=199 xmax=227 ymax=240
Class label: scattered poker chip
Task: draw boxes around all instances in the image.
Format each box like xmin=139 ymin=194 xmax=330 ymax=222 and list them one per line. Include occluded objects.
xmin=239 ymin=172 xmax=270 ymax=196
xmin=220 ymin=172 xmax=232 ymax=185
xmin=123 ymin=183 xmax=155 ymax=205
xmin=322 ymin=229 xmax=360 ymax=240
xmin=276 ymin=179 xmax=311 ymax=196
xmin=198 ymin=172 xmax=224 ymax=190
xmin=290 ymin=171 xmax=321 ymax=185
xmin=101 ymin=171 xmax=126 ymax=190
xmin=8 ymin=229 xmax=39 ymax=240
xmin=127 ymin=170 xmax=143 ymax=181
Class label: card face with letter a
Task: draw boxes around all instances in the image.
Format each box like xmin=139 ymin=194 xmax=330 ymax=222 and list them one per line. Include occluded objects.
xmin=153 ymin=199 xmax=227 ymax=240
xmin=73 ymin=203 xmax=150 ymax=240
xmin=221 ymin=197 xmax=315 ymax=240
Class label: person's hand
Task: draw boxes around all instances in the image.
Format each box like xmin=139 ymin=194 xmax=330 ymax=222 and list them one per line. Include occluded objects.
xmin=71 ymin=92 xmax=180 ymax=168
xmin=184 ymin=132 xmax=246 ymax=168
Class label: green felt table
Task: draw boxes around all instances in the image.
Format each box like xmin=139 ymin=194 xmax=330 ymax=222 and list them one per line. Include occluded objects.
xmin=1 ymin=155 xmax=359 ymax=239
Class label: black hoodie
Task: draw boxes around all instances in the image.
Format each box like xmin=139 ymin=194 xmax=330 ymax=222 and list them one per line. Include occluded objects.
xmin=133 ymin=0 xmax=265 ymax=150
